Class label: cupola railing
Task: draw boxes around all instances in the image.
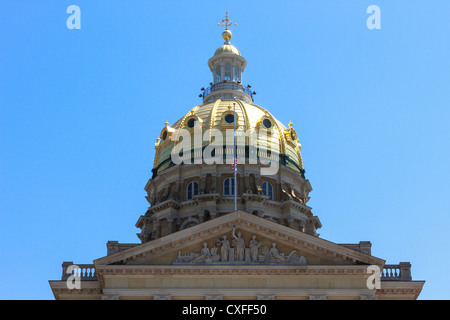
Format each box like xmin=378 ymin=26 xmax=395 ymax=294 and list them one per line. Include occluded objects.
xmin=201 ymin=81 xmax=254 ymax=100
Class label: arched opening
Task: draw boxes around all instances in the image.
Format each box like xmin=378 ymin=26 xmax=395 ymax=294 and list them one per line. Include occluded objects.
xmin=215 ymin=65 xmax=221 ymax=83
xmin=262 ymin=181 xmax=273 ymax=200
xmin=234 ymin=65 xmax=240 ymax=82
xmin=223 ymin=177 xmax=235 ymax=196
xmin=186 ymin=181 xmax=199 ymax=200
xmin=224 ymin=63 xmax=232 ymax=81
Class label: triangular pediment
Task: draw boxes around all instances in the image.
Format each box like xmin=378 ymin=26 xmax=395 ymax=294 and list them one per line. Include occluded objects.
xmin=94 ymin=211 xmax=384 ymax=267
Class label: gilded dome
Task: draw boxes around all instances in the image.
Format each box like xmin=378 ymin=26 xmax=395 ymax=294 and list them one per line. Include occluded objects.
xmin=214 ymin=43 xmax=241 ymax=56
xmin=153 ymin=99 xmax=304 ymax=177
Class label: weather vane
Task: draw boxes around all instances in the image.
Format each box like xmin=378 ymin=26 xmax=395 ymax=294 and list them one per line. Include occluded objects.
xmin=218 ymin=11 xmax=236 ymax=30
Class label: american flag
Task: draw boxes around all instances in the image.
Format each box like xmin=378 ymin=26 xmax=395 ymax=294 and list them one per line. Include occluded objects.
xmin=232 ymin=157 xmax=237 ymax=173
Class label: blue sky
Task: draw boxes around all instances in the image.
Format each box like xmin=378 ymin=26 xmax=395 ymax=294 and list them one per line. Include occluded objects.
xmin=1 ymin=0 xmax=449 ymax=299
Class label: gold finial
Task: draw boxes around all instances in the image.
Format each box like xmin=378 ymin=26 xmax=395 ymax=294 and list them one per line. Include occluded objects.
xmin=288 ymin=121 xmax=293 ymax=128
xmin=218 ymin=11 xmax=236 ymax=41
xmin=218 ymin=11 xmax=236 ymax=30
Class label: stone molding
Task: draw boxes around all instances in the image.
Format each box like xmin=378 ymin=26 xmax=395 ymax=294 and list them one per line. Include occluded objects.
xmin=96 ymin=211 xmax=384 ymax=268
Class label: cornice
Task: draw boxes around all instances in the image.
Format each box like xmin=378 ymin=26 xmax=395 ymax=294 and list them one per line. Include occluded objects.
xmin=95 ymin=211 xmax=384 ymax=267
xmin=95 ymin=264 xmax=372 ymax=277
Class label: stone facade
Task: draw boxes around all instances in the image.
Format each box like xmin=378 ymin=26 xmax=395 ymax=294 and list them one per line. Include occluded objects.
xmin=49 ymin=211 xmax=425 ymax=300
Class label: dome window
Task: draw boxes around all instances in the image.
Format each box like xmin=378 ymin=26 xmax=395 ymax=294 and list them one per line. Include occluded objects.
xmin=186 ymin=181 xmax=199 ymax=200
xmin=161 ymin=130 xmax=168 ymax=140
xmin=224 ymin=114 xmax=234 ymax=123
xmin=290 ymin=131 xmax=296 ymax=141
xmin=187 ymin=118 xmax=196 ymax=128
xmin=263 ymin=119 xmax=272 ymax=129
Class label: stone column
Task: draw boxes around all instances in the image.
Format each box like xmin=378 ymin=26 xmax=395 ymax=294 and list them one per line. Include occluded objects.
xmin=153 ymin=219 xmax=161 ymax=239
xmin=244 ymin=173 xmax=251 ymax=193
xmin=210 ymin=174 xmax=217 ymax=193
xmin=298 ymin=220 xmax=306 ymax=233
xmin=287 ymin=216 xmax=294 ymax=229
xmin=198 ymin=210 xmax=205 ymax=223
xmin=199 ymin=174 xmax=206 ymax=194
xmin=208 ymin=207 xmax=218 ymax=219
xmin=167 ymin=217 xmax=175 ymax=234
xmin=305 ymin=218 xmax=318 ymax=236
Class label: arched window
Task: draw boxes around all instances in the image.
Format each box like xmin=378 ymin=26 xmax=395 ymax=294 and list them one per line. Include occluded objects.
xmin=234 ymin=65 xmax=240 ymax=82
xmin=224 ymin=63 xmax=232 ymax=81
xmin=223 ymin=177 xmax=235 ymax=196
xmin=186 ymin=181 xmax=199 ymax=200
xmin=262 ymin=181 xmax=273 ymax=200
xmin=215 ymin=65 xmax=221 ymax=83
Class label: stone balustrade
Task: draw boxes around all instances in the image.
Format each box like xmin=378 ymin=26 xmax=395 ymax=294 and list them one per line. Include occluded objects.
xmin=61 ymin=261 xmax=97 ymax=281
xmin=380 ymin=262 xmax=412 ymax=281
xmin=59 ymin=261 xmax=413 ymax=282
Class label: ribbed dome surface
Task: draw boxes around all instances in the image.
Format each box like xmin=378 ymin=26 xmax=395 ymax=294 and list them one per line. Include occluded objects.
xmin=214 ymin=43 xmax=241 ymax=56
xmin=153 ymin=100 xmax=304 ymax=176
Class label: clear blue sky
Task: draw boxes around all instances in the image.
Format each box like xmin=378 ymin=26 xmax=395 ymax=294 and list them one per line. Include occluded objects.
xmin=1 ymin=0 xmax=449 ymax=300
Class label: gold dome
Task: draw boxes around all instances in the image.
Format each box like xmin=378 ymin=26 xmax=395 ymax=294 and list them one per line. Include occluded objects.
xmin=214 ymin=43 xmax=241 ymax=56
xmin=153 ymin=100 xmax=304 ymax=177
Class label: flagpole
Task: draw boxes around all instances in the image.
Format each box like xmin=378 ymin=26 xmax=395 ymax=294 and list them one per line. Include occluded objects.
xmin=233 ymin=102 xmax=237 ymax=212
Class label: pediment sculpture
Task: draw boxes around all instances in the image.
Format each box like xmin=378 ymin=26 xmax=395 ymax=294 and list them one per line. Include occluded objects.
xmin=174 ymin=227 xmax=307 ymax=265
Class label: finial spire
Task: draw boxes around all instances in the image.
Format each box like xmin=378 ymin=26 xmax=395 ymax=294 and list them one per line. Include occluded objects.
xmin=218 ymin=11 xmax=236 ymax=30
xmin=218 ymin=11 xmax=236 ymax=42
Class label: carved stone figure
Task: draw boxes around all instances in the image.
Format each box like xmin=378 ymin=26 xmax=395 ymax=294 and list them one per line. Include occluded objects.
xmin=249 ymin=235 xmax=261 ymax=262
xmin=210 ymin=246 xmax=220 ymax=262
xmin=232 ymin=228 xmax=245 ymax=261
xmin=269 ymin=243 xmax=285 ymax=263
xmin=192 ymin=242 xmax=211 ymax=263
xmin=287 ymin=251 xmax=307 ymax=265
xmin=172 ymin=231 xmax=307 ymax=266
xmin=217 ymin=235 xmax=230 ymax=262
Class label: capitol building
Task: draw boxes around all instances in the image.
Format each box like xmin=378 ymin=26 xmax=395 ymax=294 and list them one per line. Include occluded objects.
xmin=49 ymin=14 xmax=424 ymax=300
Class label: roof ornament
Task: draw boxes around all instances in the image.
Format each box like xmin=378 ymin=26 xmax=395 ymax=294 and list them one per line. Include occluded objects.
xmin=218 ymin=11 xmax=236 ymax=42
